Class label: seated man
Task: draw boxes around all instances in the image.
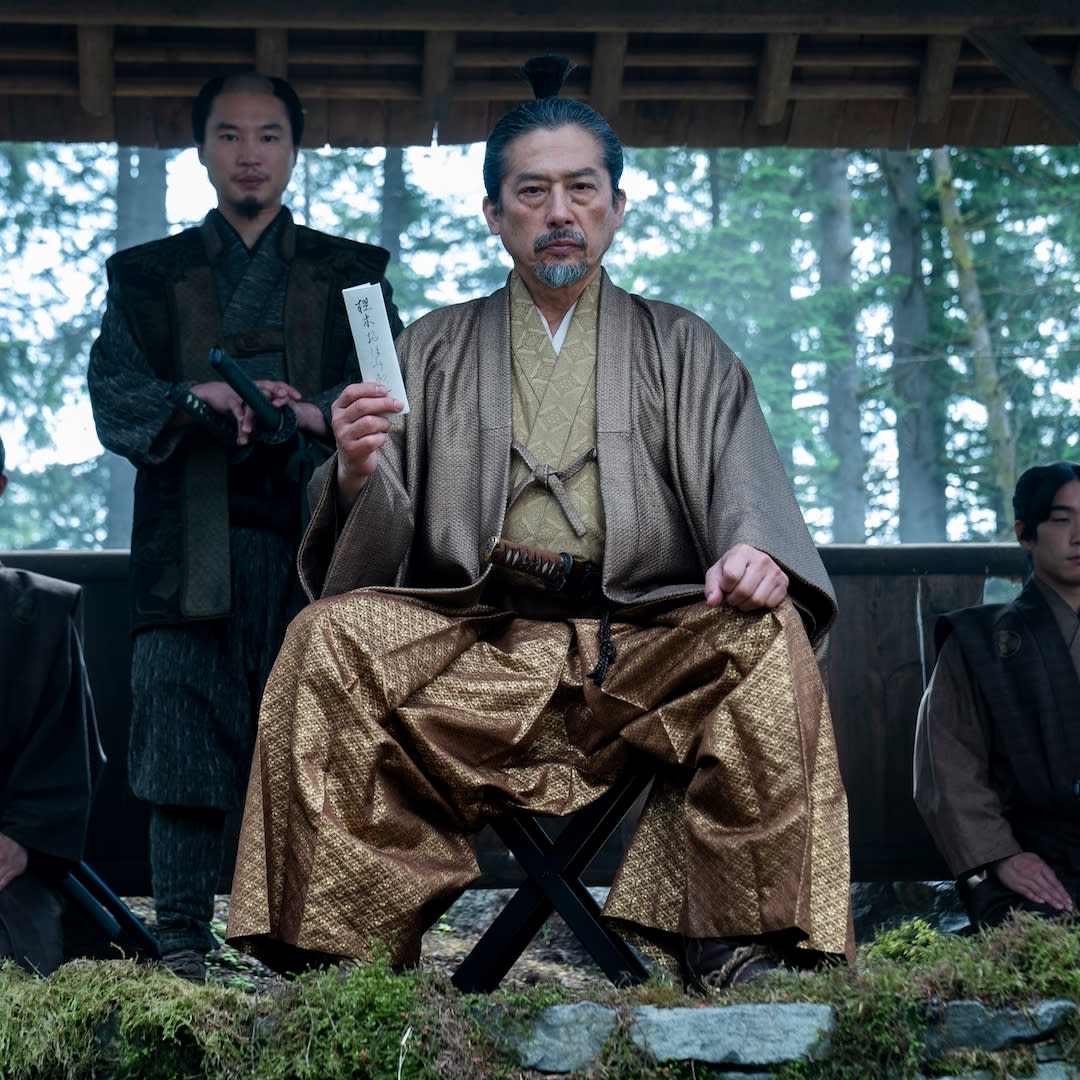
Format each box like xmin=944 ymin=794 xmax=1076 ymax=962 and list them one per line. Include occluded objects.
xmin=915 ymin=461 xmax=1080 ymax=929
xmin=0 ymin=435 xmax=104 ymax=973
xmin=226 ymin=56 xmax=854 ymax=988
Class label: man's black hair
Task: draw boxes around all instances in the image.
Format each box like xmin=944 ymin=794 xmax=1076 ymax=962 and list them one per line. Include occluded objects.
xmin=1013 ymin=460 xmax=1080 ymax=540
xmin=482 ymin=55 xmax=624 ymax=210
xmin=192 ymin=73 xmax=305 ymax=147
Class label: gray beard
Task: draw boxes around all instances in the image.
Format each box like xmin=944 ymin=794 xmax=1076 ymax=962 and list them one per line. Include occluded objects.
xmin=532 ymin=259 xmax=588 ymax=289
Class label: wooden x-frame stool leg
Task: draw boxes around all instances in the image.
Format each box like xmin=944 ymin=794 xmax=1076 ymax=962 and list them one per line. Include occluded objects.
xmin=452 ymin=764 xmax=654 ymax=993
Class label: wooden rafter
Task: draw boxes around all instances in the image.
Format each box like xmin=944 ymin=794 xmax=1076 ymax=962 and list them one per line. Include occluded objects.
xmin=967 ymin=25 xmax=1080 ymax=140
xmin=756 ymin=32 xmax=799 ymax=127
xmin=916 ymin=34 xmax=963 ymax=123
xmin=254 ymin=29 xmax=288 ymax=79
xmin=590 ymin=32 xmax=628 ymax=121
xmin=421 ymin=30 xmax=456 ymax=125
xmin=76 ymin=23 xmax=113 ymax=117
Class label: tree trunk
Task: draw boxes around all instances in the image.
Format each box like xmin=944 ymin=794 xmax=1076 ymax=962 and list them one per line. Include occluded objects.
xmin=811 ymin=150 xmax=865 ymax=541
xmin=706 ymin=148 xmax=721 ymax=230
xmin=882 ymin=150 xmax=947 ymax=541
xmin=105 ymin=147 xmax=170 ymax=548
xmin=930 ymin=147 xmax=1015 ymax=533
xmin=380 ymin=146 xmax=406 ymax=267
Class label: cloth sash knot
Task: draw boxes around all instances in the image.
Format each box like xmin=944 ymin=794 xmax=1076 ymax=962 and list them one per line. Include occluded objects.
xmin=508 ymin=440 xmax=597 ymax=539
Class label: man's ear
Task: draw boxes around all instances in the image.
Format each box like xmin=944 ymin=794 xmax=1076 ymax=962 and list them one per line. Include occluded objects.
xmin=1015 ymin=519 xmax=1033 ymax=549
xmin=482 ymin=196 xmax=501 ymax=236
xmin=0 ymin=474 xmax=7 ymax=498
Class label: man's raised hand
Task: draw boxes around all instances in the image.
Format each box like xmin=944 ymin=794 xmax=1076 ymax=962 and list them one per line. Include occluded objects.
xmin=332 ymin=382 xmax=404 ymax=511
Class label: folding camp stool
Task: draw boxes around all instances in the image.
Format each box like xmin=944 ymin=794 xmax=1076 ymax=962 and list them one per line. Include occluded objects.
xmin=63 ymin=861 xmax=160 ymax=961
xmin=452 ymin=761 xmax=654 ymax=992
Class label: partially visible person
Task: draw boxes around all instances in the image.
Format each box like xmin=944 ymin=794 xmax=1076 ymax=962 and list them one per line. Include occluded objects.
xmin=914 ymin=460 xmax=1080 ymax=929
xmin=226 ymin=56 xmax=853 ymax=988
xmin=87 ymin=71 xmax=402 ymax=982
xmin=0 ymin=434 xmax=104 ymax=973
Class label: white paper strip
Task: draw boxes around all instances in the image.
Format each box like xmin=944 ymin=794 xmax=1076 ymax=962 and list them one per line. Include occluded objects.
xmin=341 ymin=282 xmax=410 ymax=414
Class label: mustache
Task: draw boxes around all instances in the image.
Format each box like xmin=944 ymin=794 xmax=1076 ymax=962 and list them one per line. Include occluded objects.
xmin=534 ymin=228 xmax=587 ymax=253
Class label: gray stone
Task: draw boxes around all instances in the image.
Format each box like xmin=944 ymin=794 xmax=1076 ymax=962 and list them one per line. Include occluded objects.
xmin=929 ymin=1066 xmax=1078 ymax=1080
xmin=512 ymin=1001 xmax=619 ymax=1074
xmin=919 ymin=1069 xmax=1077 ymax=1080
xmin=629 ymin=1003 xmax=835 ymax=1065
xmin=1038 ymin=1039 xmax=1067 ymax=1061
xmin=922 ymin=999 xmax=1077 ymax=1056
xmin=1029 ymin=1064 xmax=1080 ymax=1080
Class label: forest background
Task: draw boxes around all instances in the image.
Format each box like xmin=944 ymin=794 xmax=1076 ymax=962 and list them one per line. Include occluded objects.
xmin=1 ymin=138 xmax=1078 ymax=551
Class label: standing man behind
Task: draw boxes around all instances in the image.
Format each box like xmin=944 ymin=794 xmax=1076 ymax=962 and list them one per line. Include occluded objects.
xmin=228 ymin=57 xmax=853 ymax=988
xmin=88 ymin=72 xmax=402 ymax=982
xmin=0 ymin=435 xmax=104 ymax=973
xmin=915 ymin=461 xmax=1080 ymax=929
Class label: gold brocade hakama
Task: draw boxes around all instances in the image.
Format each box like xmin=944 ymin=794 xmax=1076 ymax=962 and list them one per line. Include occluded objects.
xmin=226 ymin=590 xmax=854 ymax=971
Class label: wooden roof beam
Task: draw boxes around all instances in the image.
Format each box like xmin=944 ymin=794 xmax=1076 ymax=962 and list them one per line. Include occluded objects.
xmin=255 ymin=28 xmax=289 ymax=79
xmin=967 ymin=25 xmax=1080 ymax=140
xmin=916 ymin=34 xmax=963 ymax=123
xmin=421 ymin=30 xmax=456 ymax=125
xmin=77 ymin=23 xmax=113 ymax=117
xmin=8 ymin=2 xmax=1078 ymax=35
xmin=590 ymin=32 xmax=627 ymax=120
xmin=756 ymin=32 xmax=798 ymax=126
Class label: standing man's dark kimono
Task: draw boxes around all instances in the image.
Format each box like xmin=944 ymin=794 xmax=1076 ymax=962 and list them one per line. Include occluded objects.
xmin=87 ymin=73 xmax=402 ymax=980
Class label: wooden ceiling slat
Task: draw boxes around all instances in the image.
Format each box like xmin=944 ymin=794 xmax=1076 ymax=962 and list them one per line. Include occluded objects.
xmin=386 ymin=101 xmax=438 ymax=146
xmin=434 ymin=100 xmax=490 ymax=147
xmin=1005 ymin=96 xmax=1077 ymax=145
xmin=113 ymin=96 xmax=159 ymax=147
xmin=786 ymin=98 xmax=847 ymax=148
xmin=324 ymin=96 xmax=387 ymax=146
xmin=301 ymin=96 xmax=329 ymax=147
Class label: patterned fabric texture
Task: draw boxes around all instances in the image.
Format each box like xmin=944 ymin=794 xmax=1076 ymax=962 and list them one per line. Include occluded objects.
xmin=226 ymin=590 xmax=854 ymax=971
xmin=504 ymin=271 xmax=604 ymax=563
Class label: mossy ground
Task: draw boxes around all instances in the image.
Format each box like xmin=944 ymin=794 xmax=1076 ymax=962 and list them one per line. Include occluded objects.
xmin=3 ymin=913 xmax=1080 ymax=1079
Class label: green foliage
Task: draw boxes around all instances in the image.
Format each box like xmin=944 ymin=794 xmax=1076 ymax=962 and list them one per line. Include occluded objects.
xmin=0 ymin=958 xmax=253 ymax=1080
xmin=0 ymin=955 xmax=438 ymax=1080
xmin=5 ymin=138 xmax=1080 ymax=548
xmin=256 ymin=961 xmax=433 ymax=1080
xmin=2 ymin=458 xmax=108 ymax=549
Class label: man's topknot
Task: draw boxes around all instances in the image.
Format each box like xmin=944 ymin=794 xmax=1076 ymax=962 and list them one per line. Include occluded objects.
xmin=521 ymin=55 xmax=575 ymax=100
